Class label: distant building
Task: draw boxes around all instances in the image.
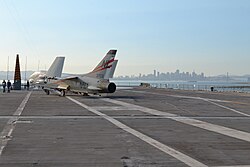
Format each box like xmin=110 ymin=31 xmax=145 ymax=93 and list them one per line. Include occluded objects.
xmin=153 ymin=70 xmax=156 ymax=77
xmin=201 ymin=73 xmax=204 ymax=78
xmin=248 ymin=77 xmax=250 ymax=82
xmin=176 ymin=69 xmax=180 ymax=74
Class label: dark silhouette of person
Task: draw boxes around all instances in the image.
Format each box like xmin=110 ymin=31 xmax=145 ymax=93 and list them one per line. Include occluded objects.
xmin=7 ymin=80 xmax=11 ymax=93
xmin=27 ymin=80 xmax=30 ymax=90
xmin=2 ymin=80 xmax=6 ymax=93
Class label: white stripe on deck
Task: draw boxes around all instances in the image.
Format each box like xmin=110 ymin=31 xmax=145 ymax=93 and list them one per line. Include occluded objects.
xmin=102 ymin=98 xmax=250 ymax=142
xmin=0 ymin=115 xmax=249 ymax=120
xmin=212 ymin=165 xmax=250 ymax=167
xmin=203 ymin=99 xmax=250 ymax=117
xmin=92 ymin=106 xmax=138 ymax=111
xmin=125 ymin=90 xmax=250 ymax=117
xmin=67 ymin=96 xmax=207 ymax=167
xmin=0 ymin=92 xmax=32 ymax=156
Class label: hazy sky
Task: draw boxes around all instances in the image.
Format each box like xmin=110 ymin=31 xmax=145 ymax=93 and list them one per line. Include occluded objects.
xmin=0 ymin=0 xmax=250 ymax=76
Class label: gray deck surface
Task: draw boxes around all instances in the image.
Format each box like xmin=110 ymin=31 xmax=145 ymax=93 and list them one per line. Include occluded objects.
xmin=0 ymin=88 xmax=250 ymax=167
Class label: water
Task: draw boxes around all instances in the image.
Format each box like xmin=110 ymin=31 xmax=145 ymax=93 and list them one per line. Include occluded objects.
xmin=1 ymin=79 xmax=249 ymax=93
xmin=111 ymin=80 xmax=250 ymax=93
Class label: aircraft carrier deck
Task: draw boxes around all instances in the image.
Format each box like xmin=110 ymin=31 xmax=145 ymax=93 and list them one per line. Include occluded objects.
xmin=0 ymin=88 xmax=250 ymax=167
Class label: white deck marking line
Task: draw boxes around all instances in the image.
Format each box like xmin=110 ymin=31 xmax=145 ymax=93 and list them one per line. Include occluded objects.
xmin=125 ymin=90 xmax=240 ymax=103
xmin=170 ymin=95 xmax=250 ymax=117
xmin=92 ymin=106 xmax=138 ymax=111
xmin=67 ymin=96 xmax=207 ymax=167
xmin=203 ymin=99 xmax=250 ymax=117
xmin=102 ymin=98 xmax=250 ymax=142
xmin=181 ymin=95 xmax=249 ymax=117
xmin=0 ymin=92 xmax=32 ymax=156
xmin=0 ymin=116 xmax=249 ymax=120
xmin=125 ymin=90 xmax=250 ymax=117
xmin=15 ymin=120 xmax=33 ymax=124
xmin=212 ymin=165 xmax=250 ymax=167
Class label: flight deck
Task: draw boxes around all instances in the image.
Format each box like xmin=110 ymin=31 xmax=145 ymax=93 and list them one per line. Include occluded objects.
xmin=0 ymin=88 xmax=250 ymax=167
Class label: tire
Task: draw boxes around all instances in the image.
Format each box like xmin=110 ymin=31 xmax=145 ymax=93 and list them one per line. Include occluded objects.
xmin=61 ymin=90 xmax=66 ymax=97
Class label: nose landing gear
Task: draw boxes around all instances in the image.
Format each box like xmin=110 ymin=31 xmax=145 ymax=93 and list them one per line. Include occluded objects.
xmin=60 ymin=90 xmax=66 ymax=97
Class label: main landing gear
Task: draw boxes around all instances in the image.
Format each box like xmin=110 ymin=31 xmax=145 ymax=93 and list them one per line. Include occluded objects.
xmin=44 ymin=89 xmax=65 ymax=97
xmin=45 ymin=89 xmax=50 ymax=95
xmin=82 ymin=93 xmax=89 ymax=96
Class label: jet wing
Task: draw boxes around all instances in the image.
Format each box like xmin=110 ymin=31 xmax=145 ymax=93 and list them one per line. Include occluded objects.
xmin=46 ymin=76 xmax=89 ymax=90
xmin=87 ymin=85 xmax=101 ymax=90
xmin=60 ymin=77 xmax=101 ymax=91
xmin=61 ymin=76 xmax=79 ymax=81
xmin=57 ymin=84 xmax=69 ymax=90
xmin=56 ymin=76 xmax=83 ymax=83
xmin=45 ymin=76 xmax=80 ymax=90
xmin=44 ymin=81 xmax=69 ymax=90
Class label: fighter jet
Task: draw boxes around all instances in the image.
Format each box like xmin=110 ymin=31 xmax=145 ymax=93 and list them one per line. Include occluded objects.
xmin=29 ymin=57 xmax=65 ymax=85
xmin=43 ymin=50 xmax=118 ymax=96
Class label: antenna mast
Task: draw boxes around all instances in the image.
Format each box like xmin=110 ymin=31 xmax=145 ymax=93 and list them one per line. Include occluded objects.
xmin=38 ymin=60 xmax=40 ymax=71
xmin=25 ymin=56 xmax=27 ymax=81
xmin=7 ymin=56 xmax=9 ymax=80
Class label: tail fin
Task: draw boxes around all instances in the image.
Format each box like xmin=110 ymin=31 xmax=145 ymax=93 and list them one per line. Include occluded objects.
xmin=86 ymin=50 xmax=117 ymax=79
xmin=46 ymin=57 xmax=65 ymax=78
xmin=104 ymin=60 xmax=118 ymax=79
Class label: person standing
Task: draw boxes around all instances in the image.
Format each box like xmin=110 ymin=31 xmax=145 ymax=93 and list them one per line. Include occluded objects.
xmin=2 ymin=80 xmax=6 ymax=93
xmin=7 ymin=80 xmax=11 ymax=93
xmin=26 ymin=80 xmax=30 ymax=90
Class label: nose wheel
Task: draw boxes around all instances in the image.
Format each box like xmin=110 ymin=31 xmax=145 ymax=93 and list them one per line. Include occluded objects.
xmin=60 ymin=90 xmax=66 ymax=97
xmin=45 ymin=90 xmax=50 ymax=95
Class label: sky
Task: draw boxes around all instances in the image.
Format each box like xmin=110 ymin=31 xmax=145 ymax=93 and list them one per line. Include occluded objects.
xmin=0 ymin=0 xmax=250 ymax=76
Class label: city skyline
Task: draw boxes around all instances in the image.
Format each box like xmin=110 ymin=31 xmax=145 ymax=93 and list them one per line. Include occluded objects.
xmin=115 ymin=69 xmax=248 ymax=81
xmin=117 ymin=69 xmax=205 ymax=78
xmin=0 ymin=0 xmax=250 ymax=76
